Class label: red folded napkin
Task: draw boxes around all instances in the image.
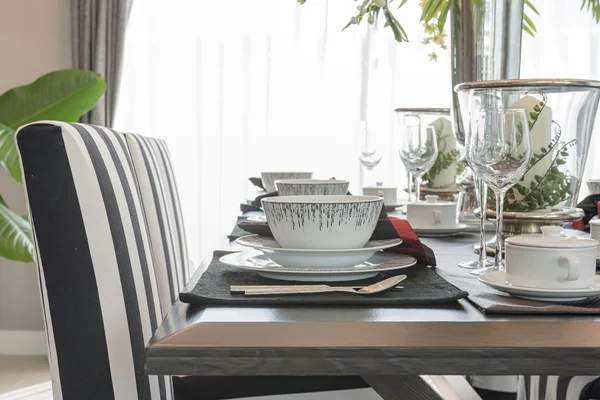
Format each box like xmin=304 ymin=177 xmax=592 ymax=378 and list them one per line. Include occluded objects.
xmin=374 ymin=208 xmax=434 ymax=266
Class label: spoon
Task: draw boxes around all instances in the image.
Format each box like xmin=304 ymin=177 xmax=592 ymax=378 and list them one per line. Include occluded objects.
xmin=242 ymin=275 xmax=407 ymax=296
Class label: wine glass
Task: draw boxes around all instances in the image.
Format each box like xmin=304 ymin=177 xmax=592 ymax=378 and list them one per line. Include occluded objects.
xmin=468 ymin=108 xmax=532 ymax=273
xmin=358 ymin=121 xmax=382 ymax=183
xmin=399 ymin=125 xmax=438 ymax=202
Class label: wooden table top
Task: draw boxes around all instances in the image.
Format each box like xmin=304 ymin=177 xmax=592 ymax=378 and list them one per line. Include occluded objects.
xmin=145 ymin=230 xmax=600 ymax=377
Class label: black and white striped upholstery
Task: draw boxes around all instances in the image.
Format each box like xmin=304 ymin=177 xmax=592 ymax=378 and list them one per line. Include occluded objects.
xmin=17 ymin=121 xmax=172 ymax=400
xmin=124 ymin=133 xmax=189 ymax=316
xmin=517 ymin=375 xmax=600 ymax=400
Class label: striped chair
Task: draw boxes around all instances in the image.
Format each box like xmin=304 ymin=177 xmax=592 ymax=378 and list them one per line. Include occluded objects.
xmin=124 ymin=133 xmax=189 ymax=316
xmin=17 ymin=121 xmax=172 ymax=399
xmin=517 ymin=375 xmax=600 ymax=400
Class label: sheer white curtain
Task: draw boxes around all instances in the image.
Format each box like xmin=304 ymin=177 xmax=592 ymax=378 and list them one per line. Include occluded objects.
xmin=115 ymin=0 xmax=450 ymax=261
xmin=115 ymin=0 xmax=600 ymax=262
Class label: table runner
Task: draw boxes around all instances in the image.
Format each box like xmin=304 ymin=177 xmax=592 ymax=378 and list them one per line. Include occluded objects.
xmin=179 ymin=251 xmax=468 ymax=306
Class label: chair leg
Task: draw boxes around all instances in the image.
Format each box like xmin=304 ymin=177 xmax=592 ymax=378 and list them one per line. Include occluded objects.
xmin=362 ymin=375 xmax=444 ymax=400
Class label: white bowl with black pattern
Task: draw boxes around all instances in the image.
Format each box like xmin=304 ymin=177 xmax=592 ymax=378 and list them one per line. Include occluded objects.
xmin=261 ymin=195 xmax=383 ymax=249
xmin=260 ymin=172 xmax=313 ymax=193
xmin=274 ymin=179 xmax=349 ymax=196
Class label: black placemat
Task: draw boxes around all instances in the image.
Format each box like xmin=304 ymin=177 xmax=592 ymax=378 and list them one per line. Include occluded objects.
xmin=228 ymin=216 xmax=256 ymax=241
xmin=179 ymin=251 xmax=468 ymax=306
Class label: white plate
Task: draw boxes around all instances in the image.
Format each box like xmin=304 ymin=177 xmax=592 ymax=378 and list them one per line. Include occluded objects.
xmin=220 ymin=250 xmax=417 ymax=282
xmin=479 ymin=270 xmax=600 ymax=302
xmin=235 ymin=235 xmax=402 ymax=268
xmin=413 ymin=224 xmax=468 ymax=238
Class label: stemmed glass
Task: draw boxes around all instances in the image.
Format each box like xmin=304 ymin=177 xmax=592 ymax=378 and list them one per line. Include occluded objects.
xmin=458 ymin=176 xmax=495 ymax=270
xmin=358 ymin=121 xmax=382 ymax=184
xmin=468 ymin=108 xmax=532 ymax=273
xmin=399 ymin=125 xmax=438 ymax=202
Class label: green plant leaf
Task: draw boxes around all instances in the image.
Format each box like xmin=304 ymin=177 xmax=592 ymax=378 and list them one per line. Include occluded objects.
xmin=525 ymin=0 xmax=540 ymax=16
xmin=0 ymin=69 xmax=105 ymax=182
xmin=421 ymin=0 xmax=444 ymax=22
xmin=437 ymin=0 xmax=455 ymax=31
xmin=0 ymin=196 xmax=33 ymax=262
xmin=0 ymin=122 xmax=20 ymax=182
xmin=523 ymin=13 xmax=537 ymax=33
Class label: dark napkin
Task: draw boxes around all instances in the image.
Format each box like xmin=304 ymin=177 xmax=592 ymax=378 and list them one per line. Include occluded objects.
xmin=228 ymin=216 xmax=257 ymax=241
xmin=240 ymin=191 xmax=278 ymax=212
xmin=577 ymin=194 xmax=600 ymax=230
xmin=249 ymin=177 xmax=265 ymax=190
xmin=438 ymin=263 xmax=600 ymax=315
xmin=179 ymin=251 xmax=467 ymax=306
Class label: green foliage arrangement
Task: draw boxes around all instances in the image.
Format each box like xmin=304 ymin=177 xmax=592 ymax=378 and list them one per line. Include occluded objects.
xmin=422 ymin=123 xmax=463 ymax=187
xmin=487 ymin=92 xmax=576 ymax=212
xmin=0 ymin=70 xmax=105 ymax=262
xmin=297 ymin=0 xmax=600 ymax=61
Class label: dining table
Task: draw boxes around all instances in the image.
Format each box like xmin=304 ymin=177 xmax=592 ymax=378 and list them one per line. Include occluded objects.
xmin=145 ymin=210 xmax=600 ymax=400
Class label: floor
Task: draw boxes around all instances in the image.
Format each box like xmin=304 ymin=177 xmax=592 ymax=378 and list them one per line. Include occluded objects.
xmin=0 ymin=356 xmax=51 ymax=400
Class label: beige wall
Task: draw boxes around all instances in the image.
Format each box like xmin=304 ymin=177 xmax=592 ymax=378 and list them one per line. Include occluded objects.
xmin=0 ymin=0 xmax=71 ymax=331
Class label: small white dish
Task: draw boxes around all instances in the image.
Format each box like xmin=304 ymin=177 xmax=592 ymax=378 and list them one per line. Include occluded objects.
xmin=235 ymin=235 xmax=402 ymax=268
xmin=220 ymin=250 xmax=417 ymax=282
xmin=413 ymin=224 xmax=468 ymax=238
xmin=406 ymin=195 xmax=458 ymax=230
xmin=362 ymin=182 xmax=398 ymax=206
xmin=479 ymin=270 xmax=600 ymax=302
xmin=505 ymin=226 xmax=598 ymax=290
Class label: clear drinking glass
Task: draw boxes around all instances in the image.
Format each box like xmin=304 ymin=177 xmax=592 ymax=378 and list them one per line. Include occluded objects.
xmin=468 ymin=108 xmax=532 ymax=272
xmin=458 ymin=175 xmax=495 ymax=271
xmin=406 ymin=171 xmax=413 ymax=203
xmin=399 ymin=125 xmax=438 ymax=202
xmin=358 ymin=121 xmax=383 ymax=173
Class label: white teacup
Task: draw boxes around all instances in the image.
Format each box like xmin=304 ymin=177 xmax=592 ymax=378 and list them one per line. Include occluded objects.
xmin=362 ymin=182 xmax=397 ymax=206
xmin=505 ymin=226 xmax=598 ymax=290
xmin=406 ymin=195 xmax=457 ymax=230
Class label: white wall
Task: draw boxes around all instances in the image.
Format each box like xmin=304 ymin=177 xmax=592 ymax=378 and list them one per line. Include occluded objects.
xmin=0 ymin=0 xmax=71 ymax=336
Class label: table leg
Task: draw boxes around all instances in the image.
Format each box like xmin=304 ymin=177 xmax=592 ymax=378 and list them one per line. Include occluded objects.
xmin=362 ymin=375 xmax=444 ymax=400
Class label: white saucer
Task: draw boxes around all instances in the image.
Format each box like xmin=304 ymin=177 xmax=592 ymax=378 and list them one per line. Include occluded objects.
xmin=479 ymin=270 xmax=600 ymax=302
xmin=413 ymin=224 xmax=468 ymax=238
xmin=235 ymin=235 xmax=402 ymax=269
xmin=220 ymin=250 xmax=417 ymax=282
xmin=385 ymin=201 xmax=408 ymax=211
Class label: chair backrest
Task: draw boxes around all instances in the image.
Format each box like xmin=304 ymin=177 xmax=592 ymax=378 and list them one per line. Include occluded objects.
xmin=17 ymin=121 xmax=173 ymax=400
xmin=124 ymin=133 xmax=189 ymax=316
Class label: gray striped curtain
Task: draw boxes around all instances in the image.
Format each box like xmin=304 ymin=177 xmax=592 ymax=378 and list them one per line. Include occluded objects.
xmin=71 ymin=0 xmax=133 ymax=127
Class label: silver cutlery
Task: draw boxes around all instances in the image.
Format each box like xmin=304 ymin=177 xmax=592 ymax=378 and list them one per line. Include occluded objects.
xmin=239 ymin=275 xmax=407 ymax=296
xmin=230 ymin=284 xmax=404 ymax=293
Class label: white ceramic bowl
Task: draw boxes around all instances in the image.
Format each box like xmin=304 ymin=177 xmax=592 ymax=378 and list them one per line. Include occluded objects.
xmin=587 ymin=179 xmax=600 ymax=195
xmin=275 ymin=179 xmax=349 ymax=196
xmin=261 ymin=172 xmax=313 ymax=193
xmin=261 ymin=195 xmax=383 ymax=249
xmin=406 ymin=195 xmax=458 ymax=230
xmin=505 ymin=226 xmax=598 ymax=290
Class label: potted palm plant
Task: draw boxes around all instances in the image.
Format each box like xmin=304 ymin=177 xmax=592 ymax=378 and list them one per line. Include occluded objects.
xmin=0 ymin=69 xmax=105 ymax=263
